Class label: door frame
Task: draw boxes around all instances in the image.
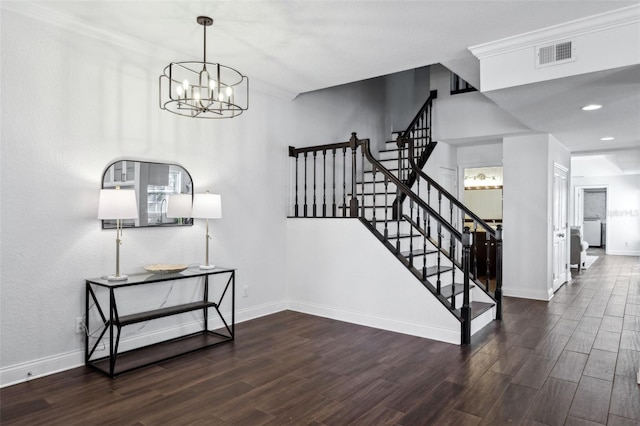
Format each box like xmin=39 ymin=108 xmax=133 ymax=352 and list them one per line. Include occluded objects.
xmin=552 ymin=162 xmax=569 ymax=292
xmin=573 ymin=184 xmax=609 ymax=253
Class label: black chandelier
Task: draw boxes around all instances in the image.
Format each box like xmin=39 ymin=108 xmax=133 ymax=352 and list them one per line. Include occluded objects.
xmin=159 ymin=16 xmax=249 ymax=119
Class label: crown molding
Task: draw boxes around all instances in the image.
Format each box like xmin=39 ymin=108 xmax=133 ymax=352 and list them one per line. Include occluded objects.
xmin=469 ymin=4 xmax=640 ymax=59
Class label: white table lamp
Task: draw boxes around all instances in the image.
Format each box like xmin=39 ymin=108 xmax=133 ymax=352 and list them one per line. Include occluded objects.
xmin=191 ymin=192 xmax=222 ymax=269
xmin=98 ymin=187 xmax=138 ymax=280
xmin=166 ymin=194 xmax=193 ymax=222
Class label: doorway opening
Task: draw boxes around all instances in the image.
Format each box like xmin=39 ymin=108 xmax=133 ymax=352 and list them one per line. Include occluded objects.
xmin=462 ymin=166 xmax=503 ymax=227
xmin=574 ymin=186 xmax=608 ymax=250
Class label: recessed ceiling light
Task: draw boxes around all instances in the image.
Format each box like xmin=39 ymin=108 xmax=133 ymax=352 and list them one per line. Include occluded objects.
xmin=581 ymin=104 xmax=602 ymax=111
xmin=600 ymin=136 xmax=615 ymax=141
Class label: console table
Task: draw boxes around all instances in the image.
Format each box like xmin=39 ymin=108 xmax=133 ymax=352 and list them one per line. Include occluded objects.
xmin=85 ymin=266 xmax=235 ymax=378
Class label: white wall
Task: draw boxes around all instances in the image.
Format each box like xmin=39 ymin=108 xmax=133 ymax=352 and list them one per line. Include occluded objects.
xmin=287 ymin=219 xmax=462 ymax=344
xmin=0 ymin=10 xmax=292 ymax=385
xmin=429 ymin=65 xmax=530 ymax=143
xmin=384 ymin=66 xmax=431 ymax=135
xmin=294 ymin=78 xmax=387 ymax=151
xmin=502 ymin=134 xmax=570 ymax=301
xmin=572 ymin=174 xmax=640 ymax=255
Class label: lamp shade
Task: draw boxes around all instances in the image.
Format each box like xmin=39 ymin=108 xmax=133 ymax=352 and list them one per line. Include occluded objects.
xmin=166 ymin=194 xmax=193 ymax=218
xmin=97 ymin=189 xmax=138 ymax=220
xmin=191 ymin=193 xmax=222 ymax=219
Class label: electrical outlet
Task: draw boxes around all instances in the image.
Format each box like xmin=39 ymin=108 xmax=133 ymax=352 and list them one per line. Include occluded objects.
xmin=243 ymin=286 xmax=248 ymax=297
xmin=75 ymin=317 xmax=84 ymax=334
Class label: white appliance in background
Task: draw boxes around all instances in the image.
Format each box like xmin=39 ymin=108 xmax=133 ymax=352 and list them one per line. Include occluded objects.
xmin=583 ymin=219 xmax=602 ymax=247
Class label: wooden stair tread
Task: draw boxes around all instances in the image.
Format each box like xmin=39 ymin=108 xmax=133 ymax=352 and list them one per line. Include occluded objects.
xmin=462 ymin=301 xmax=495 ymax=319
xmin=423 ymin=265 xmax=453 ymax=276
xmin=440 ymin=283 xmax=475 ymax=299
xmin=388 ymin=233 xmax=423 ymax=239
xmin=400 ymin=248 xmax=438 ymax=257
xmin=364 ymin=168 xmax=399 ymax=173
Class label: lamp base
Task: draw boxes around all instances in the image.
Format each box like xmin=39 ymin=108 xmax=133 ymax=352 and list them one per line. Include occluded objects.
xmin=107 ymin=274 xmax=128 ymax=281
xmin=199 ymin=264 xmax=216 ymax=270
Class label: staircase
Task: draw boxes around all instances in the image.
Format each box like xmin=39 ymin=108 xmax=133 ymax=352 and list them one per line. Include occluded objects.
xmin=288 ymin=92 xmax=503 ymax=344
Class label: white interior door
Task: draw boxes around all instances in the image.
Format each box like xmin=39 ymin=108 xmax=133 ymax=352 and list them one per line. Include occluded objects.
xmin=553 ymin=164 xmax=569 ymax=291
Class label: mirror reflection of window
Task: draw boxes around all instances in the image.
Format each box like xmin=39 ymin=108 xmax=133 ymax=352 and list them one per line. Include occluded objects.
xmin=102 ymin=160 xmax=193 ymax=229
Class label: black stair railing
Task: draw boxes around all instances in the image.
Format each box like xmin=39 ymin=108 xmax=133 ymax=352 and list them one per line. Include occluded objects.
xmin=403 ymin=135 xmax=503 ymax=320
xmin=289 ymin=140 xmax=359 ymax=218
xmin=289 ymin=133 xmax=485 ymax=344
xmin=392 ymin=90 xmax=438 ymax=218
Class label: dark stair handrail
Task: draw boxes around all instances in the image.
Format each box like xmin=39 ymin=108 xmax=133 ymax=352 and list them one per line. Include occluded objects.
xmin=403 ymin=135 xmax=503 ymax=320
xmin=392 ymin=90 xmax=438 ymax=217
xmin=289 ymin=132 xmax=487 ymax=344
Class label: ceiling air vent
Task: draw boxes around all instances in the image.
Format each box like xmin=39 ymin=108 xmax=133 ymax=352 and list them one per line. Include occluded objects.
xmin=536 ymin=41 xmax=575 ymax=68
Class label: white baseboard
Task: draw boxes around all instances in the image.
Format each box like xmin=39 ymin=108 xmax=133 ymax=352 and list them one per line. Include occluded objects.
xmin=287 ymin=300 xmax=461 ymax=345
xmin=606 ymin=249 xmax=640 ymax=256
xmin=0 ymin=350 xmax=85 ymax=390
xmin=502 ymin=286 xmax=553 ymax=301
xmin=0 ymin=301 xmax=286 ymax=389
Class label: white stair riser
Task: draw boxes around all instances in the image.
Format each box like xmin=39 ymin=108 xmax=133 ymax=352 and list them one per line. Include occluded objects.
xmin=379 ymin=151 xmax=404 ymax=161
xmin=471 ymin=306 xmax=496 ymax=335
xmin=356 ymin=182 xmax=398 ymax=193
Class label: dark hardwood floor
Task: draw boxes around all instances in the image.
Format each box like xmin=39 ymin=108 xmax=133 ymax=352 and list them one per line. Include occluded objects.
xmin=2 ymin=254 xmax=639 ymax=425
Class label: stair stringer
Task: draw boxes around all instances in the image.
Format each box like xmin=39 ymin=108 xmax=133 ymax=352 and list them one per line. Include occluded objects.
xmin=287 ymin=218 xmax=465 ymax=344
xmin=363 ymin=217 xmax=496 ymax=337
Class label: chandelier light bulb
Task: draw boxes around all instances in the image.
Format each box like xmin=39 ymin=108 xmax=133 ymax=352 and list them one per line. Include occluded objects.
xmin=218 ymin=92 xmax=224 ymax=101
xmin=182 ymin=79 xmax=190 ymax=91
xmin=176 ymin=86 xmax=184 ymax=97
xmin=226 ymin=87 xmax=233 ymax=97
xmin=209 ymin=79 xmax=217 ymax=90
xmin=194 ymin=91 xmax=201 ymax=102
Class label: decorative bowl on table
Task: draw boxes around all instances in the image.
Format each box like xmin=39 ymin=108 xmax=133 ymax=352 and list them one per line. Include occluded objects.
xmin=143 ymin=264 xmax=188 ymax=274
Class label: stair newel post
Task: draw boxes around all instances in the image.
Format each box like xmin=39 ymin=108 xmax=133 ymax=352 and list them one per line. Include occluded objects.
xmin=332 ymin=149 xmax=337 ymax=217
xmin=342 ymin=147 xmax=347 ymax=217
xmin=495 ymin=225 xmax=503 ymax=320
xmin=349 ymin=132 xmax=359 ymax=218
xmin=322 ymin=149 xmax=327 ymax=217
xmin=303 ymin=152 xmax=308 ymax=217
xmin=289 ymin=146 xmax=299 ymax=217
xmin=428 ymin=90 xmax=436 ymax=149
xmin=312 ymin=151 xmax=317 ymax=217
xmin=462 ymin=226 xmax=472 ymax=345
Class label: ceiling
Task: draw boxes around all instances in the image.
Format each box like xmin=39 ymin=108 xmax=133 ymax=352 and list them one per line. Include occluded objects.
xmin=5 ymin=1 xmax=640 ymax=171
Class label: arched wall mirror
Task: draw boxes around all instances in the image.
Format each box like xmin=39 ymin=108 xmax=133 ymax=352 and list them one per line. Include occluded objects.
xmin=102 ymin=160 xmax=193 ymax=229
